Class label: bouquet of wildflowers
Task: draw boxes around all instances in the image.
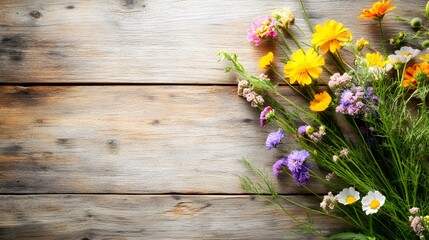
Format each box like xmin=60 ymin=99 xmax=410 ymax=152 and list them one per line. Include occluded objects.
xmin=219 ymin=0 xmax=429 ymax=239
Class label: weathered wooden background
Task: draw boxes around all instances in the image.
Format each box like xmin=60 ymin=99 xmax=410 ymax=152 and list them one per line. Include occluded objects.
xmin=0 ymin=0 xmax=424 ymax=239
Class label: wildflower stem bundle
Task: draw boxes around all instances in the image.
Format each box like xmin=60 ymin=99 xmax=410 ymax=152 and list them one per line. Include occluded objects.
xmin=219 ymin=0 xmax=429 ymax=239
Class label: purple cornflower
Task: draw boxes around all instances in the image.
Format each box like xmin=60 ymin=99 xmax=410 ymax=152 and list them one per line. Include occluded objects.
xmin=285 ymin=150 xmax=312 ymax=185
xmin=260 ymin=106 xmax=274 ymax=126
xmin=272 ymin=158 xmax=287 ymax=176
xmin=265 ymin=129 xmax=284 ymax=150
xmin=291 ymin=164 xmax=312 ymax=185
xmin=297 ymin=125 xmax=308 ymax=135
xmin=247 ymin=16 xmax=277 ymax=46
xmin=286 ymin=150 xmax=310 ymax=172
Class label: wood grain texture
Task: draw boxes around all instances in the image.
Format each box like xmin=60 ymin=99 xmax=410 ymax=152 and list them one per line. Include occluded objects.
xmin=0 ymin=0 xmax=424 ymax=84
xmin=0 ymin=85 xmax=328 ymax=194
xmin=0 ymin=194 xmax=348 ymax=239
xmin=0 ymin=0 xmax=421 ymax=238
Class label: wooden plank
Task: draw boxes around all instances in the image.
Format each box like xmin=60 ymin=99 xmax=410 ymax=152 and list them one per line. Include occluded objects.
xmin=0 ymin=85 xmax=328 ymax=194
xmin=0 ymin=0 xmax=423 ymax=84
xmin=0 ymin=194 xmax=348 ymax=239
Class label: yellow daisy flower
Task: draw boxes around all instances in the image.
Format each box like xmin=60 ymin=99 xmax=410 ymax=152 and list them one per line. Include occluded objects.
xmin=309 ymin=91 xmax=332 ymax=112
xmin=312 ymin=20 xmax=353 ymax=54
xmin=356 ymin=37 xmax=369 ymax=51
xmin=259 ymin=52 xmax=274 ymax=69
xmin=284 ymin=48 xmax=325 ymax=86
xmin=419 ymin=53 xmax=429 ymax=63
xmin=359 ymin=0 xmax=396 ymax=20
xmin=365 ymin=52 xmax=389 ymax=68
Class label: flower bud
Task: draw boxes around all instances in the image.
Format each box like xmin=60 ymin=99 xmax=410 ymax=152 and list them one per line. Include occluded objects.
xmin=426 ymin=1 xmax=429 ymax=20
xmin=410 ymin=17 xmax=422 ymax=28
xmin=305 ymin=126 xmax=314 ymax=135
xmin=422 ymin=39 xmax=429 ymax=49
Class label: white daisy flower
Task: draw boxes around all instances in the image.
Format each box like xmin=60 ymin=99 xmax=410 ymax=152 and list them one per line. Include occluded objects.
xmin=362 ymin=191 xmax=386 ymax=215
xmin=394 ymin=46 xmax=420 ymax=62
xmin=336 ymin=187 xmax=360 ymax=205
xmin=388 ymin=54 xmax=407 ymax=65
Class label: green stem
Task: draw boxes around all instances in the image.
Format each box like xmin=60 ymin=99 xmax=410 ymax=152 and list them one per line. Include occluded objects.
xmin=271 ymin=67 xmax=310 ymax=100
xmin=275 ymin=41 xmax=291 ymax=60
xmin=378 ymin=20 xmax=387 ymax=57
xmin=275 ymin=26 xmax=293 ymax=54
xmin=298 ymin=0 xmax=314 ymax=33
xmin=286 ymin=29 xmax=303 ymax=49
xmin=294 ymin=24 xmax=311 ymax=41
xmin=369 ymin=214 xmax=373 ymax=236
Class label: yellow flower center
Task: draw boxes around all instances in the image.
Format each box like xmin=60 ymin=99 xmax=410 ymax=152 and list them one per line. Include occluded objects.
xmin=370 ymin=200 xmax=380 ymax=209
xmin=255 ymin=21 xmax=271 ymax=37
xmin=402 ymin=52 xmax=410 ymax=57
xmin=345 ymin=196 xmax=356 ymax=204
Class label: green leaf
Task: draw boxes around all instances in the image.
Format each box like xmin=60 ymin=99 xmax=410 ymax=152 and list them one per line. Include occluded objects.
xmin=328 ymin=232 xmax=372 ymax=240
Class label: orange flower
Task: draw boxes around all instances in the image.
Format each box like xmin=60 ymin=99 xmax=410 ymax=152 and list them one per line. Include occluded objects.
xmin=403 ymin=62 xmax=429 ymax=88
xmin=309 ymin=91 xmax=332 ymax=112
xmin=359 ymin=0 xmax=396 ymax=20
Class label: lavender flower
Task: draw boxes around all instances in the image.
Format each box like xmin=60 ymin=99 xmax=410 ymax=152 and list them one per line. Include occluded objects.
xmin=265 ymin=129 xmax=284 ymax=150
xmin=272 ymin=158 xmax=287 ymax=176
xmin=335 ymin=86 xmax=378 ymax=118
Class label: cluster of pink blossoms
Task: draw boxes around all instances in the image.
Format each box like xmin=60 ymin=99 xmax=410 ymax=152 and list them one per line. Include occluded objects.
xmin=320 ymin=192 xmax=337 ymax=213
xmin=247 ymin=16 xmax=277 ymax=46
xmin=237 ymin=80 xmax=264 ymax=107
xmin=408 ymin=207 xmax=428 ymax=239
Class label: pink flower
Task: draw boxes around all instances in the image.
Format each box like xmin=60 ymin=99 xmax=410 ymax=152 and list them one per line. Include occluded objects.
xmin=409 ymin=207 xmax=420 ymax=215
xmin=260 ymin=106 xmax=274 ymax=126
xmin=247 ymin=16 xmax=277 ymax=46
xmin=320 ymin=192 xmax=337 ymax=213
xmin=409 ymin=216 xmax=425 ymax=237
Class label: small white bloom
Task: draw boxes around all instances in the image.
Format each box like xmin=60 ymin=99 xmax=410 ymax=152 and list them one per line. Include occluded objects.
xmin=320 ymin=192 xmax=337 ymax=213
xmin=388 ymin=54 xmax=407 ymax=65
xmin=410 ymin=207 xmax=420 ymax=215
xmin=325 ymin=172 xmax=334 ymax=181
xmin=272 ymin=7 xmax=295 ymax=29
xmin=336 ymin=187 xmax=360 ymax=205
xmin=394 ymin=46 xmax=420 ymax=62
xmin=340 ymin=148 xmax=349 ymax=157
xmin=258 ymin=73 xmax=270 ymax=81
xmin=332 ymin=155 xmax=339 ymax=162
xmin=362 ymin=190 xmax=386 ymax=215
